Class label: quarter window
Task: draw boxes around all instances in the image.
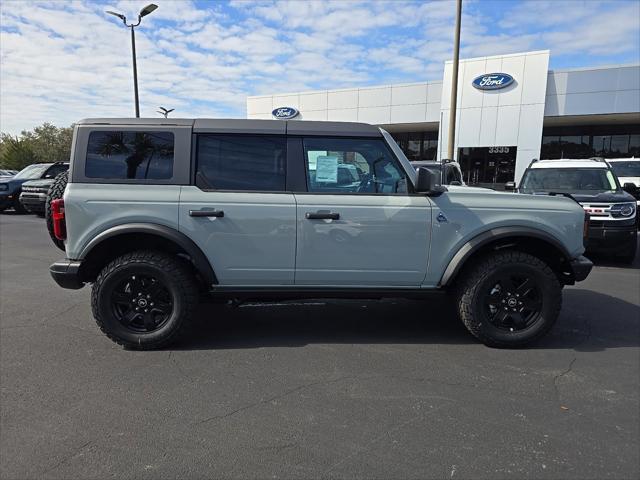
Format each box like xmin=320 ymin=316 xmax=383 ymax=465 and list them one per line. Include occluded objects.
xmin=196 ymin=135 xmax=286 ymax=191
xmin=304 ymin=137 xmax=408 ymax=194
xmin=85 ymin=131 xmax=174 ymax=179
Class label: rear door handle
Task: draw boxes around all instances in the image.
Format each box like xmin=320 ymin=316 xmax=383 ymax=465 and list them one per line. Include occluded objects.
xmin=189 ymin=209 xmax=224 ymax=218
xmin=305 ymin=211 xmax=340 ymax=220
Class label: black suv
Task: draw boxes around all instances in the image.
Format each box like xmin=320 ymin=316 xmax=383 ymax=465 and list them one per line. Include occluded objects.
xmin=0 ymin=162 xmax=68 ymax=214
xmin=515 ymin=158 xmax=637 ymax=263
xmin=410 ymin=160 xmax=464 ymax=186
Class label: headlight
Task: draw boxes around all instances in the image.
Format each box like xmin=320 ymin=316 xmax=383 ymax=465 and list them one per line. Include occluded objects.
xmin=610 ymin=202 xmax=636 ymax=218
xmin=0 ymin=184 xmax=8 ymax=191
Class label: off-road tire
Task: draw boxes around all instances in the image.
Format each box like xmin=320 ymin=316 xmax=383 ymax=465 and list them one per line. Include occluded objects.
xmin=45 ymin=171 xmax=68 ymax=251
xmin=456 ymin=250 xmax=562 ymax=348
xmin=91 ymin=250 xmax=199 ymax=350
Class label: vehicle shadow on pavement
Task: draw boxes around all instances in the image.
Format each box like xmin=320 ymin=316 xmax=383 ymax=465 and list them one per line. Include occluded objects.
xmin=534 ymin=289 xmax=640 ymax=352
xmin=175 ymin=295 xmax=476 ymax=350
xmin=588 ymin=254 xmax=640 ymax=270
xmin=172 ymin=289 xmax=639 ymax=352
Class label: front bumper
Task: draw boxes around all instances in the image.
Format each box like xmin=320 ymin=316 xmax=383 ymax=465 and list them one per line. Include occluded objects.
xmin=569 ymin=255 xmax=593 ymax=282
xmin=586 ymin=221 xmax=637 ymax=252
xmin=50 ymin=260 xmax=84 ymax=289
xmin=0 ymin=193 xmax=14 ymax=208
xmin=19 ymin=192 xmax=47 ymax=211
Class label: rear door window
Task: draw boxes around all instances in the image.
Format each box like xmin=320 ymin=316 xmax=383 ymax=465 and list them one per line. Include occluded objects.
xmin=196 ymin=135 xmax=286 ymax=191
xmin=85 ymin=131 xmax=174 ymax=179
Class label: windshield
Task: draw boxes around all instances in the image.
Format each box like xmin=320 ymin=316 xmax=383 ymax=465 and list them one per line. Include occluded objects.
xmin=610 ymin=161 xmax=640 ymax=178
xmin=520 ymin=168 xmax=619 ymax=194
xmin=14 ymin=164 xmax=49 ymax=180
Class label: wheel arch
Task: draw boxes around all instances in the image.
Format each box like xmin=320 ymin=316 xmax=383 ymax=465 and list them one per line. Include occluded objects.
xmin=78 ymin=223 xmax=216 ymax=287
xmin=439 ymin=227 xmax=575 ymax=287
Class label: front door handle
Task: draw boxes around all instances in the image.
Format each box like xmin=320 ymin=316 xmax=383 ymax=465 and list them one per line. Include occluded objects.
xmin=305 ymin=211 xmax=340 ymax=220
xmin=189 ymin=209 xmax=224 ymax=218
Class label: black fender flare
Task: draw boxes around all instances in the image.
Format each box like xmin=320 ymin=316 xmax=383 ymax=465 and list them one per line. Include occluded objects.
xmin=79 ymin=223 xmax=217 ymax=285
xmin=439 ymin=226 xmax=572 ymax=286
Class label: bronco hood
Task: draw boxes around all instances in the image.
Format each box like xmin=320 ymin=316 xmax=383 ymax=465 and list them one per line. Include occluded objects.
xmin=527 ymin=190 xmax=635 ymax=203
xmin=557 ymin=191 xmax=636 ymax=204
xmin=21 ymin=179 xmax=54 ymax=188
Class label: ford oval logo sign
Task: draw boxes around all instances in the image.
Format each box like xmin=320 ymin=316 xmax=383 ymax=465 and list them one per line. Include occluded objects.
xmin=472 ymin=73 xmax=515 ymax=90
xmin=272 ymin=107 xmax=299 ymax=119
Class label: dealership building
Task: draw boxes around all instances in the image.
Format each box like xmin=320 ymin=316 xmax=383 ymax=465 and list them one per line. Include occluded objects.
xmin=247 ymin=50 xmax=640 ymax=189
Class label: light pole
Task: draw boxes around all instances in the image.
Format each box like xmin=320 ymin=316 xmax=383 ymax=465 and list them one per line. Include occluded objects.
xmin=446 ymin=0 xmax=462 ymax=161
xmin=106 ymin=4 xmax=158 ymax=118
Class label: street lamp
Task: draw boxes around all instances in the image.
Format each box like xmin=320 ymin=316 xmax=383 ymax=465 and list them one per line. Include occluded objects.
xmin=446 ymin=0 xmax=462 ymax=161
xmin=106 ymin=4 xmax=158 ymax=118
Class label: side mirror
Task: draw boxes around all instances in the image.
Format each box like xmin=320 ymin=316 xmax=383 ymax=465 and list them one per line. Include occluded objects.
xmin=504 ymin=181 xmax=516 ymax=192
xmin=415 ymin=167 xmax=445 ymax=195
xmin=623 ymin=182 xmax=638 ymax=195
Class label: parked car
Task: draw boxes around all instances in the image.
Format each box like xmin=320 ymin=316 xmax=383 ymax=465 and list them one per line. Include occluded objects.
xmin=0 ymin=162 xmax=68 ymax=213
xmin=410 ymin=160 xmax=464 ymax=185
xmin=0 ymin=169 xmax=18 ymax=177
xmin=48 ymin=118 xmax=592 ymax=350
xmin=19 ymin=165 xmax=69 ymax=216
xmin=608 ymin=158 xmax=640 ymax=207
xmin=512 ymin=158 xmax=637 ymax=262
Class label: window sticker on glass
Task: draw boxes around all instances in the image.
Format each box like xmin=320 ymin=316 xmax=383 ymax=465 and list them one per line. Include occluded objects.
xmin=315 ymin=156 xmax=339 ymax=183
xmin=307 ymin=150 xmax=327 ymax=171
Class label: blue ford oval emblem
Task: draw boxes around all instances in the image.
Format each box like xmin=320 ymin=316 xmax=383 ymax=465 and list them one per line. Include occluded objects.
xmin=472 ymin=73 xmax=515 ymax=90
xmin=272 ymin=107 xmax=299 ymax=119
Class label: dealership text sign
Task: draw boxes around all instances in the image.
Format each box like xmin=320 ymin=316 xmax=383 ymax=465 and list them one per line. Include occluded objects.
xmin=472 ymin=73 xmax=515 ymax=90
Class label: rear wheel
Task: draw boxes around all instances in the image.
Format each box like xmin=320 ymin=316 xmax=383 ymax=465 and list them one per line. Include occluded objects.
xmin=45 ymin=171 xmax=68 ymax=251
xmin=91 ymin=251 xmax=199 ymax=350
xmin=456 ymin=250 xmax=562 ymax=348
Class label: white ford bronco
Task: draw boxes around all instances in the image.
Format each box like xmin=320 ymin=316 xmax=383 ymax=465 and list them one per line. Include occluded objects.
xmin=48 ymin=118 xmax=592 ymax=349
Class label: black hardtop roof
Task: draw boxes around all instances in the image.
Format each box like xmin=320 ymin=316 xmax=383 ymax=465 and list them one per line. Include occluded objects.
xmin=77 ymin=118 xmax=381 ymax=137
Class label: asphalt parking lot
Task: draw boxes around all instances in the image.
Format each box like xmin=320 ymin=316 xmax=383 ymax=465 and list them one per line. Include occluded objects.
xmin=1 ymin=213 xmax=638 ymax=480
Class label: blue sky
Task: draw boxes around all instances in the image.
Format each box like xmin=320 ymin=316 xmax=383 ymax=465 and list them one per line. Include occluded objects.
xmin=1 ymin=0 xmax=639 ymax=134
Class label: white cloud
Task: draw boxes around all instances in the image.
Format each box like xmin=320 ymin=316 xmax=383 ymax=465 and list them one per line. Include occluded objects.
xmin=0 ymin=0 xmax=638 ymax=134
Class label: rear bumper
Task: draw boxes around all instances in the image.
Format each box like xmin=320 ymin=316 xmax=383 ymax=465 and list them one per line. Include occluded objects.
xmin=50 ymin=260 xmax=84 ymax=289
xmin=569 ymin=255 xmax=593 ymax=282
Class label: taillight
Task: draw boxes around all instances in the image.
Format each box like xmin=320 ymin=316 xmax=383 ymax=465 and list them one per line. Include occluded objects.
xmin=51 ymin=199 xmax=66 ymax=241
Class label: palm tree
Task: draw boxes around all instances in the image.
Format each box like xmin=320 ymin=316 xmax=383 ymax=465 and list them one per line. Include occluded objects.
xmin=95 ymin=132 xmax=173 ymax=178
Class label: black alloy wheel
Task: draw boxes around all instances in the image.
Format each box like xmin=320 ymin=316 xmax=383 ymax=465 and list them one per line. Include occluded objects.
xmin=456 ymin=250 xmax=562 ymax=347
xmin=91 ymin=251 xmax=199 ymax=350
xmin=482 ymin=272 xmax=543 ymax=332
xmin=111 ymin=274 xmax=173 ymax=333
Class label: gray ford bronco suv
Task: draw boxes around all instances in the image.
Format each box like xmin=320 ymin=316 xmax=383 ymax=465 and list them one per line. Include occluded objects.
xmin=49 ymin=118 xmax=592 ymax=349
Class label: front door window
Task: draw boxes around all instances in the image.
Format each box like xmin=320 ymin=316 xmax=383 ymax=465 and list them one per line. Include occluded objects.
xmin=303 ymin=137 xmax=408 ymax=194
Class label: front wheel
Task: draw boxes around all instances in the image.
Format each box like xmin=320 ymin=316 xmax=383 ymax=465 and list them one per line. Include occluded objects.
xmin=456 ymin=251 xmax=562 ymax=348
xmin=91 ymin=251 xmax=199 ymax=350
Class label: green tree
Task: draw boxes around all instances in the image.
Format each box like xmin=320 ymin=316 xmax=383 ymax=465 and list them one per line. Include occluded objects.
xmin=0 ymin=135 xmax=37 ymax=170
xmin=0 ymin=122 xmax=74 ymax=170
